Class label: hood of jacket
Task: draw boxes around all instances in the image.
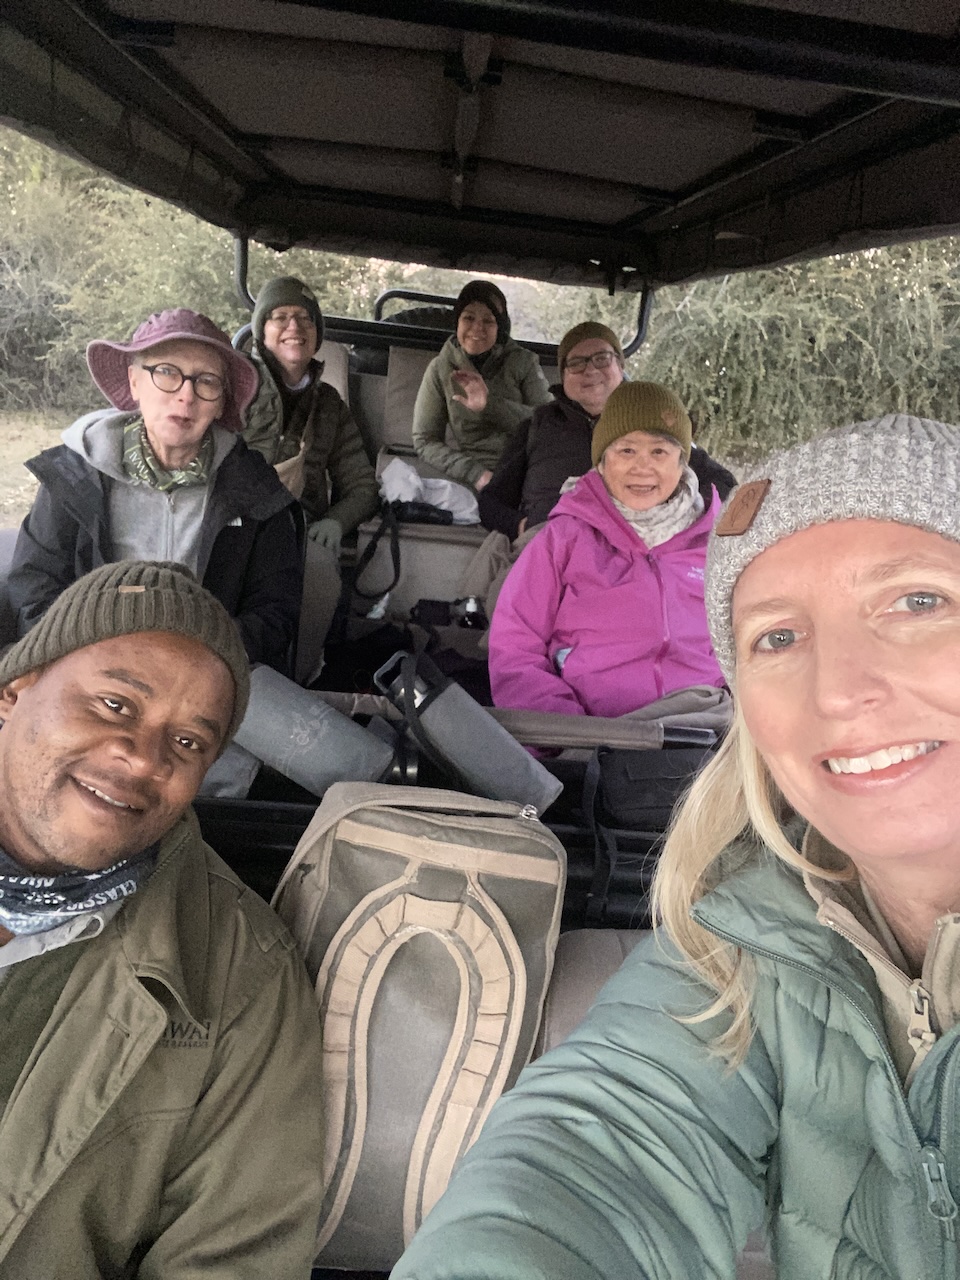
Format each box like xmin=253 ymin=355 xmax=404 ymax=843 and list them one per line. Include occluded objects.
xmin=549 ymin=467 xmax=718 ymax=557
xmin=61 ymin=408 xmax=238 ymax=484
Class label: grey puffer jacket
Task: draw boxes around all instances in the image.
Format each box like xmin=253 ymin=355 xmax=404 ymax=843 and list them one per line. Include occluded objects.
xmin=411 ymin=336 xmax=552 ymax=486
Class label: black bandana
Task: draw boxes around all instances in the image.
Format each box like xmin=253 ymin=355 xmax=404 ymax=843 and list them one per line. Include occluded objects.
xmin=0 ymin=843 xmax=159 ymax=936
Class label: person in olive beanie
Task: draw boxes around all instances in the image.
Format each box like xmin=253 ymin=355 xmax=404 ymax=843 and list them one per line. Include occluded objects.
xmin=590 ymin=380 xmax=693 ymax=466
xmin=244 ymin=274 xmax=378 ymax=683
xmin=0 ymin=559 xmax=324 ymax=1278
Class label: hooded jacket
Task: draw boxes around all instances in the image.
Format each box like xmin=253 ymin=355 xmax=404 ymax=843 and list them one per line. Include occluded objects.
xmin=8 ymin=410 xmax=302 ymax=673
xmin=479 ymin=385 xmax=738 ymax=540
xmin=412 ymin=336 xmax=552 ymax=486
xmin=392 ymin=838 xmax=960 ymax=1280
xmin=0 ymin=809 xmax=324 ymax=1279
xmin=243 ymin=350 xmax=379 ymax=531
xmin=488 ymin=468 xmax=724 ymax=717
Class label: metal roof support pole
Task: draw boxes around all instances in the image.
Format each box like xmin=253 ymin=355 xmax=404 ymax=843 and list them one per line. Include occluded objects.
xmin=234 ymin=235 xmax=254 ymax=311
xmin=622 ymin=284 xmax=655 ymax=358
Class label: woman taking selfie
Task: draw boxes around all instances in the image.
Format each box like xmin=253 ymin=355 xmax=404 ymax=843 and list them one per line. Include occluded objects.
xmin=394 ymin=414 xmax=960 ymax=1279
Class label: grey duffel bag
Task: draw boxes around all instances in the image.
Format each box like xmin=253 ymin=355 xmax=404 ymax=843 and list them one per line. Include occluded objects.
xmin=272 ymin=781 xmax=567 ymax=1271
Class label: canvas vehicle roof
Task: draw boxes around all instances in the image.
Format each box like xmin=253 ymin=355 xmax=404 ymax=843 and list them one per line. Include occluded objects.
xmin=3 ymin=0 xmax=960 ymax=291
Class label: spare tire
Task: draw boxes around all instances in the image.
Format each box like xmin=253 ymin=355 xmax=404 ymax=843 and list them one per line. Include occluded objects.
xmin=383 ymin=305 xmax=456 ymax=332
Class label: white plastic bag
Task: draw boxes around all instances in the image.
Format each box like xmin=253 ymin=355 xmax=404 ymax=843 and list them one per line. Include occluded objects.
xmin=379 ymin=457 xmax=479 ymax=524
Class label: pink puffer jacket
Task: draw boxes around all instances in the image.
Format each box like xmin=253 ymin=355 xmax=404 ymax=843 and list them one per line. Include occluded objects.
xmin=488 ymin=469 xmax=724 ymax=717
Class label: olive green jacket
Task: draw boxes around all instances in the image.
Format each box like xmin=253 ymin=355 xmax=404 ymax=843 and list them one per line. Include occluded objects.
xmin=244 ymin=352 xmax=378 ymax=531
xmin=411 ymin=337 xmax=552 ymax=486
xmin=393 ymin=841 xmax=960 ymax=1279
xmin=0 ymin=811 xmax=324 ymax=1279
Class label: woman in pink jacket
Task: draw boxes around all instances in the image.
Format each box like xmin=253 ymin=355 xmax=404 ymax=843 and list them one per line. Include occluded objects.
xmin=488 ymin=381 xmax=725 ymax=718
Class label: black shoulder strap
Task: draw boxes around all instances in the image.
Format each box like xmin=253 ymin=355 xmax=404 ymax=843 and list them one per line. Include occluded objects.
xmin=354 ymin=503 xmax=401 ymax=599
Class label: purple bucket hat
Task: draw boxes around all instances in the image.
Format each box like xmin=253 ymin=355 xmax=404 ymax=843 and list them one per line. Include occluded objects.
xmin=85 ymin=309 xmax=259 ymax=434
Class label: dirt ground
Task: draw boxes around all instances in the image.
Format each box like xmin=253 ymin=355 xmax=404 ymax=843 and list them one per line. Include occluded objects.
xmin=0 ymin=412 xmax=67 ymax=529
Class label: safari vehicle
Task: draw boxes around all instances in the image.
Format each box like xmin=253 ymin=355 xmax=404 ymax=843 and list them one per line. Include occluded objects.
xmin=3 ymin=2 xmax=960 ymax=1276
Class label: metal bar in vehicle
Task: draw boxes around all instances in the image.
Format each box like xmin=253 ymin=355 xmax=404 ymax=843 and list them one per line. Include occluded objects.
xmin=622 ymin=285 xmax=655 ymax=359
xmin=321 ymin=315 xmax=557 ymax=358
xmin=300 ymin=0 xmax=960 ymax=108
xmin=234 ymin=237 xmax=255 ymax=311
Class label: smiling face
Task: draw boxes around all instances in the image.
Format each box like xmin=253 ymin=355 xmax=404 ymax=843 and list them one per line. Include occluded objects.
xmin=598 ymin=430 xmax=685 ymax=511
xmin=733 ymin=520 xmax=960 ymax=872
xmin=127 ymin=339 xmax=225 ymax=467
xmin=262 ymin=304 xmax=319 ymax=384
xmin=0 ymin=632 xmax=234 ymax=876
xmin=561 ymin=338 xmax=624 ymax=416
xmin=456 ymin=302 xmax=499 ymax=357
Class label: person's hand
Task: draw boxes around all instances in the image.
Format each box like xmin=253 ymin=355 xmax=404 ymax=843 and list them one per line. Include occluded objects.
xmin=475 ymin=470 xmax=494 ymax=491
xmin=451 ymin=369 xmax=488 ymax=412
xmin=307 ymin=517 xmax=343 ymax=556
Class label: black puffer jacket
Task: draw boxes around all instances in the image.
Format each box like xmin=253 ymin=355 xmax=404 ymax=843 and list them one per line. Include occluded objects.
xmin=479 ymin=388 xmax=737 ymax=539
xmin=10 ymin=435 xmax=302 ymax=674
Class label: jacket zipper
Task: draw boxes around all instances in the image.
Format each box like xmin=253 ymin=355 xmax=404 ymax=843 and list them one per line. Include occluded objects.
xmin=645 ymin=553 xmax=667 ymax=699
xmin=699 ymin=920 xmax=957 ymax=1265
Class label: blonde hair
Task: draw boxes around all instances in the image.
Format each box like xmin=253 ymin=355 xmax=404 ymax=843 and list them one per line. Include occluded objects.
xmin=652 ymin=702 xmax=845 ymax=1064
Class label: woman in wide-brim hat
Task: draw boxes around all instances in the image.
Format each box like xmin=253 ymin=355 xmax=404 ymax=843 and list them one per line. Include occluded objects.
xmin=9 ymin=308 xmax=302 ymax=674
xmin=411 ymin=279 xmax=552 ymax=491
xmin=396 ymin=413 xmax=960 ymax=1280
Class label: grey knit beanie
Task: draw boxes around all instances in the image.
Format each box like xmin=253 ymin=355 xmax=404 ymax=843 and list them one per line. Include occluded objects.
xmin=706 ymin=415 xmax=960 ymax=682
xmin=0 ymin=561 xmax=251 ymax=741
xmin=252 ymin=276 xmax=324 ymax=350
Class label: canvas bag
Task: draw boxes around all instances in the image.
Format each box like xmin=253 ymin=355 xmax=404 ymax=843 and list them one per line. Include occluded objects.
xmin=272 ymin=781 xmax=567 ymax=1271
xmin=273 ymin=413 xmax=315 ymax=499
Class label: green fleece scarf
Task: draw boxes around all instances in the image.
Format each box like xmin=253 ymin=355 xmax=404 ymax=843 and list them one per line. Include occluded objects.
xmin=122 ymin=417 xmax=213 ymax=491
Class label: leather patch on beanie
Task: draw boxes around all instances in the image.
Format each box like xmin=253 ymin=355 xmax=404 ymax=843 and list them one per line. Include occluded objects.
xmin=715 ymin=479 xmax=771 ymax=536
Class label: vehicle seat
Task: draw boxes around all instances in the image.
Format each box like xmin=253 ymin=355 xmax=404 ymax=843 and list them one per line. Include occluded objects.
xmin=539 ymin=928 xmax=774 ymax=1280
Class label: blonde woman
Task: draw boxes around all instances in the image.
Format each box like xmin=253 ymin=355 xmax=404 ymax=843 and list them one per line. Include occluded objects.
xmin=393 ymin=415 xmax=960 ymax=1279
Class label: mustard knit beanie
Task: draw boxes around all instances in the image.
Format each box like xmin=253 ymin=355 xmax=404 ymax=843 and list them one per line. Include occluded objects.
xmin=0 ymin=561 xmax=250 ymax=742
xmin=591 ymin=381 xmax=692 ymax=467
xmin=558 ymin=322 xmax=624 ymax=372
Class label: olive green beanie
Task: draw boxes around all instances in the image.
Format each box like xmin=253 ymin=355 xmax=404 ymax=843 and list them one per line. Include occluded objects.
xmin=0 ymin=561 xmax=251 ymax=742
xmin=591 ymin=380 xmax=692 ymax=467
xmin=558 ymin=322 xmax=624 ymax=372
xmin=252 ymin=276 xmax=324 ymax=351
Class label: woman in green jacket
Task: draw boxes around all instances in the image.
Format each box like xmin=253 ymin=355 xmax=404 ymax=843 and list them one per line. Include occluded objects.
xmin=393 ymin=414 xmax=960 ymax=1280
xmin=411 ymin=280 xmax=551 ymax=489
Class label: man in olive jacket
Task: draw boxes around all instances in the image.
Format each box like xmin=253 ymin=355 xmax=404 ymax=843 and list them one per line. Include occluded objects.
xmin=0 ymin=560 xmax=324 ymax=1279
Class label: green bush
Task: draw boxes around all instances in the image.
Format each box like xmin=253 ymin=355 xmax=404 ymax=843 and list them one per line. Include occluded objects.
xmin=3 ymin=123 xmax=960 ymax=461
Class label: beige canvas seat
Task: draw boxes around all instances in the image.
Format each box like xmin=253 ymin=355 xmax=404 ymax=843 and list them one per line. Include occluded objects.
xmin=541 ymin=929 xmax=774 ymax=1280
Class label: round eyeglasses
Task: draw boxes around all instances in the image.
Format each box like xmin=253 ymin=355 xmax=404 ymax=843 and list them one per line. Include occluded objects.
xmin=563 ymin=350 xmax=620 ymax=375
xmin=139 ymin=363 xmax=226 ymax=402
xmin=266 ymin=310 xmax=316 ymax=331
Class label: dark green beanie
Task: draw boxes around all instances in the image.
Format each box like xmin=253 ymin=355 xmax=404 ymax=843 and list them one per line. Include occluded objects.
xmin=0 ymin=562 xmax=251 ymax=742
xmin=252 ymin=276 xmax=324 ymax=351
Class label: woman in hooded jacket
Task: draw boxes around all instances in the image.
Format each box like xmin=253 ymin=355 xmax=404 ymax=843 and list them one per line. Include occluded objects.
xmin=8 ymin=309 xmax=301 ymax=674
xmin=411 ymin=280 xmax=551 ymax=489
xmin=394 ymin=414 xmax=960 ymax=1280
xmin=488 ymin=380 xmax=725 ymax=718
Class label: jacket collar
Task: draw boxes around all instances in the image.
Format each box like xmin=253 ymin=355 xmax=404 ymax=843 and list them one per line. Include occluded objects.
xmin=550 ymin=468 xmax=720 ymax=557
xmin=112 ymin=810 xmax=211 ymax=1022
xmin=691 ymin=836 xmax=888 ymax=1018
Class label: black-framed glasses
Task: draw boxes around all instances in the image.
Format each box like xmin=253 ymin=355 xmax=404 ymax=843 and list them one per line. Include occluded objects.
xmin=140 ymin=363 xmax=225 ymax=401
xmin=564 ymin=350 xmax=620 ymax=374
